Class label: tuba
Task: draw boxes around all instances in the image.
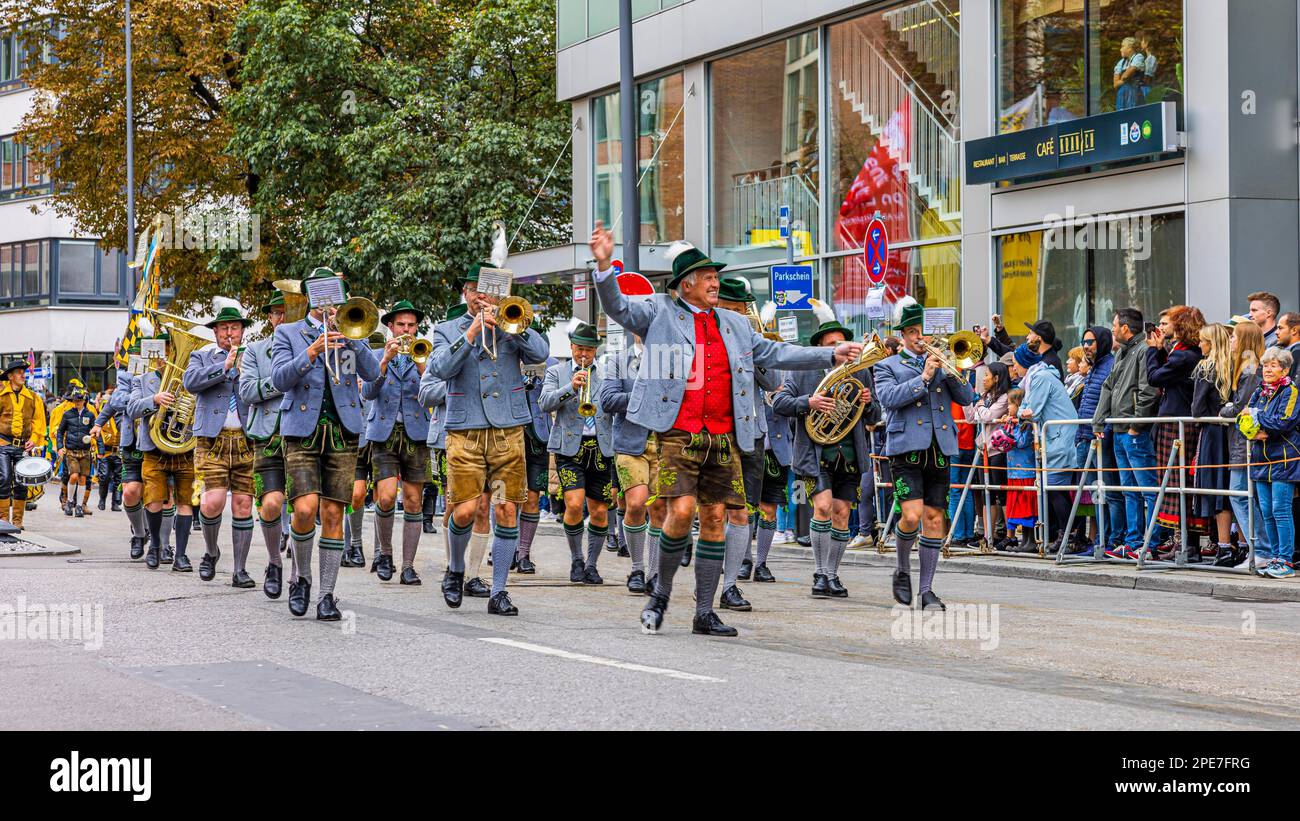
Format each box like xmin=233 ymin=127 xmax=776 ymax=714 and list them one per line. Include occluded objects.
xmin=805 ymin=332 xmax=890 ymax=446
xmin=147 ymin=313 xmax=208 ymax=455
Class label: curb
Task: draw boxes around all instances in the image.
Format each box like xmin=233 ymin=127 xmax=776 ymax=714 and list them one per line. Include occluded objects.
xmin=769 ymin=545 xmax=1300 ymax=603
xmin=0 ymin=530 xmax=81 ymax=557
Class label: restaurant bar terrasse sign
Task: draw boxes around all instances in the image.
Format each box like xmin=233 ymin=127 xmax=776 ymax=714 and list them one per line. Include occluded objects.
xmin=964 ymin=102 xmax=1179 ymax=185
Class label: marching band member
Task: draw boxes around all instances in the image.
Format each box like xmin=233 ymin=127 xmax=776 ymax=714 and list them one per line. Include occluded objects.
xmin=51 ymin=380 xmax=99 ymax=516
xmin=514 ymin=343 xmax=554 ymax=574
xmin=588 ymin=223 xmax=863 ymax=636
xmin=271 ymin=267 xmax=382 ymax=620
xmin=237 ymin=291 xmax=291 ymax=598
xmin=597 ymin=332 xmax=660 ymax=594
xmin=872 ymin=298 xmax=975 ymax=610
xmin=362 ymin=300 xmax=431 ymax=585
xmin=773 ymin=301 xmax=880 ymax=599
xmin=0 ymin=359 xmax=47 ymax=531
xmin=428 ymin=262 xmax=550 ymax=616
xmin=56 ymin=387 xmax=96 ymax=518
xmin=539 ymin=321 xmax=615 ymax=585
xmin=94 ymin=346 xmax=146 ymax=556
xmin=754 ymin=361 xmax=794 ymax=584
xmin=92 ymin=384 xmax=122 ymax=512
xmin=127 ymin=333 xmax=196 ymax=570
xmin=184 ymin=303 xmax=257 ymax=587
xmin=352 ymin=342 xmax=379 ymax=572
xmin=419 ymin=304 xmax=463 ymax=533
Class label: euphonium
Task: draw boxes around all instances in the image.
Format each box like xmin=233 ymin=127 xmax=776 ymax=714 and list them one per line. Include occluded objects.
xmin=148 ymin=320 xmax=209 ymax=455
xmin=397 ymin=334 xmax=432 ymax=363
xmin=577 ymin=364 xmax=597 ymax=418
xmin=496 ymin=296 xmax=533 ymax=335
xmin=805 ymin=332 xmax=889 ymax=446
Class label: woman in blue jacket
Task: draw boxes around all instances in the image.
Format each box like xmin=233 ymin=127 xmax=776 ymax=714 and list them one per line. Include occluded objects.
xmin=1245 ymin=347 xmax=1300 ymax=578
xmin=1074 ymin=325 xmax=1119 ymax=547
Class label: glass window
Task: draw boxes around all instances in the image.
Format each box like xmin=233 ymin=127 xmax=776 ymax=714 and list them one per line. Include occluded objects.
xmin=830 ymin=241 xmax=962 ymax=341
xmin=1 ymin=137 xmax=14 ymax=191
xmin=0 ymin=245 xmax=11 ymax=299
xmin=828 ymin=4 xmax=961 ymax=253
xmin=711 ymin=33 xmax=820 ymax=268
xmin=557 ymin=0 xmax=587 ymax=49
xmin=588 ymin=0 xmax=618 ymax=37
xmin=998 ymin=0 xmax=1183 ymax=134
xmin=22 ymin=241 xmax=40 ymax=296
xmin=997 ymin=212 xmax=1185 ymax=348
xmin=59 ymin=240 xmax=97 ymax=293
xmin=100 ymin=246 xmax=120 ymax=295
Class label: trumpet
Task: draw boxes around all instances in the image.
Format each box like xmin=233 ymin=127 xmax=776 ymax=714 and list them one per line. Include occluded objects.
xmin=396 ymin=334 xmax=432 ymax=364
xmin=576 ymin=364 xmax=597 ymax=418
xmin=919 ymin=330 xmax=985 ymax=380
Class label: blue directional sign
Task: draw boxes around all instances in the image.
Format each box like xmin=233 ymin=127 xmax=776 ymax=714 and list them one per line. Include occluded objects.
xmin=26 ymin=367 xmax=50 ymax=378
xmin=779 ymin=204 xmax=791 ymax=239
xmin=770 ymin=265 xmax=814 ymax=311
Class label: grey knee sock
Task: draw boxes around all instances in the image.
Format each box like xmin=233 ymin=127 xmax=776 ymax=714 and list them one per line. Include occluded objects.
xmin=161 ymin=506 xmax=174 ymax=551
xmin=517 ymin=511 xmax=541 ymax=559
xmin=401 ymin=512 xmax=422 ymax=570
xmin=828 ymin=528 xmax=851 ymax=576
xmin=744 ymin=514 xmax=755 ymax=564
xmin=232 ymin=516 xmax=255 ymax=574
xmin=259 ymin=514 xmax=283 ymax=566
xmin=647 ymin=526 xmax=662 ymax=580
xmin=585 ymin=523 xmax=608 ymax=567
xmin=375 ymin=505 xmax=395 ymax=556
xmin=563 ymin=521 xmax=585 ymax=562
xmin=694 ymin=538 xmax=725 ymax=616
xmin=199 ymin=511 xmax=222 ymax=558
xmin=722 ymin=521 xmax=748 ymax=589
xmin=318 ymin=536 xmax=344 ymax=597
xmin=447 ymin=516 xmax=473 ymax=573
xmin=291 ymin=527 xmax=316 ymax=584
xmin=125 ymin=501 xmax=147 ymax=539
xmin=895 ymin=525 xmax=920 ymax=573
xmin=654 ymin=532 xmax=688 ymax=596
xmin=757 ymin=517 xmax=777 ymax=564
xmin=919 ymin=536 xmax=941 ymax=594
xmin=810 ymin=518 xmax=832 ymax=575
xmin=491 ymin=523 xmax=519 ymax=595
xmin=624 ymin=520 xmax=648 ymax=573
xmin=349 ymin=506 xmax=365 ymax=548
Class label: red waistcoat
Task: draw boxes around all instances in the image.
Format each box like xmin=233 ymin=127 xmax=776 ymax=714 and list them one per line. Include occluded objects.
xmin=673 ymin=308 xmax=734 ymax=435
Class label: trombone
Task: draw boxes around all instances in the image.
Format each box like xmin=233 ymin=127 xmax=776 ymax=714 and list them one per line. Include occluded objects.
xmin=576 ymin=364 xmax=597 ymax=418
xmin=323 ymin=296 xmax=380 ymax=383
xmin=479 ymin=295 xmax=534 ymax=361
xmin=918 ymin=330 xmax=985 ymax=381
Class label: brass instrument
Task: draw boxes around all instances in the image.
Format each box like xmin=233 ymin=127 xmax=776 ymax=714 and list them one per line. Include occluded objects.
xmin=396 ymin=334 xmax=432 ymax=364
xmin=272 ymin=279 xmax=310 ymax=324
xmin=576 ymin=364 xmax=597 ymax=418
xmin=147 ymin=313 xmax=208 ymax=455
xmin=496 ymin=296 xmax=533 ymax=336
xmin=805 ymin=332 xmax=889 ymax=446
xmin=919 ymin=330 xmax=985 ymax=380
xmin=747 ymin=302 xmax=781 ymax=341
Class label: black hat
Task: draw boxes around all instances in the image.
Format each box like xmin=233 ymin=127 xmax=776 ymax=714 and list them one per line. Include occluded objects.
xmin=2 ymin=359 xmax=26 ymax=378
xmin=1024 ymin=320 xmax=1057 ymax=346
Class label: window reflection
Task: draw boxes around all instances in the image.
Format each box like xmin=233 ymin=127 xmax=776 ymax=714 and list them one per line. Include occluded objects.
xmin=831 ymin=242 xmax=961 ymax=338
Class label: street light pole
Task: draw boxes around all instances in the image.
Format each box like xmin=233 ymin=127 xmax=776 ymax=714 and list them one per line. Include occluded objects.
xmin=618 ymin=0 xmax=639 ymax=273
xmin=124 ymin=0 xmax=137 ymax=275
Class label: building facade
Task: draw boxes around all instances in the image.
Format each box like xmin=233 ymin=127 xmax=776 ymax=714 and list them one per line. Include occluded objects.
xmin=519 ymin=0 xmax=1300 ymax=347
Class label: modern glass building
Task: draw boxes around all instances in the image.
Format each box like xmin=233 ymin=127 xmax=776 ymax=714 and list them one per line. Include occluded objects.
xmin=514 ymin=0 xmax=1299 ymax=347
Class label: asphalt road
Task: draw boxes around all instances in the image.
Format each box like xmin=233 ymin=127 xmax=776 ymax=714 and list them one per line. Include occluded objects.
xmin=3 ymin=498 xmax=1299 ymax=730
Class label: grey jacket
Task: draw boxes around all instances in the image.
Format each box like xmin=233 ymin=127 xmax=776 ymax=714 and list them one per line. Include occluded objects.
xmin=540 ymin=358 xmax=614 ymax=458
xmin=182 ymin=346 xmax=251 ymax=439
xmin=772 ymin=367 xmax=880 ymax=477
xmin=592 ymin=268 xmax=836 ymax=452
xmin=237 ymin=337 xmax=284 ymax=440
xmin=597 ymin=345 xmax=652 ymax=456
xmin=96 ymin=370 xmax=137 ymax=450
xmin=271 ymin=317 xmax=380 ymax=438
xmin=126 ymin=369 xmax=168 ymax=453
xmin=428 ymin=314 xmax=550 ymax=431
xmin=763 ymin=392 xmax=794 ymax=467
xmin=362 ymin=356 xmax=430 ymax=443
xmin=872 ymin=352 xmax=975 ymax=457
xmin=1092 ymin=333 xmax=1160 ymax=434
xmin=418 ymin=372 xmax=449 ymax=450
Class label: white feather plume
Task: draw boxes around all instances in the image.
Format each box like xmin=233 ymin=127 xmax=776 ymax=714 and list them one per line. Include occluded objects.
xmin=665 ymin=240 xmax=695 ymax=265
xmin=137 ymin=314 xmax=154 ymax=338
xmin=564 ymin=317 xmax=583 ymax=336
xmin=892 ymin=295 xmax=918 ymax=325
xmin=759 ymin=300 xmax=777 ymax=327
xmin=490 ymin=220 xmax=508 ymax=269
xmin=212 ymin=296 xmax=244 ymax=315
xmin=809 ymin=298 xmax=837 ymax=326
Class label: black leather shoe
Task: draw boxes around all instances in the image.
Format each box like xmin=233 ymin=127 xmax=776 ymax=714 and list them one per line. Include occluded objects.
xmin=144 ymin=546 xmax=160 ymax=569
xmin=422 ymin=515 xmax=435 ymax=535
xmin=465 ymin=577 xmax=491 ymax=598
xmin=644 ymin=574 xmax=658 ymax=597
xmin=264 ymin=564 xmax=283 ymax=599
xmin=920 ymin=590 xmax=945 ymax=611
xmin=738 ymin=558 xmax=753 ymax=581
xmin=795 ymin=535 xmax=811 ymax=547
xmin=198 ymin=553 xmax=218 ymax=582
xmin=400 ymin=566 xmax=422 ymax=585
xmin=569 ymin=558 xmax=586 ymax=583
xmin=231 ymin=569 xmax=256 ymax=589
xmin=441 ymin=571 xmax=464 ymax=609
xmin=582 ymin=564 xmax=604 ymax=585
xmin=517 ymin=556 xmax=536 ymax=574
xmin=509 ymin=554 xmax=519 ymax=571
xmin=811 ymin=573 xmax=830 ymax=598
xmin=626 ymin=569 xmax=646 ymax=594
xmin=279 ymin=532 xmax=289 ymax=554
xmin=679 ymin=543 xmax=693 ymax=567
xmin=111 ymin=501 xmax=122 ymax=512
xmin=98 ymin=498 xmax=106 ymax=511
xmin=63 ymin=502 xmax=73 ymax=516
xmin=753 ymin=562 xmax=776 ymax=583
xmin=340 ymin=544 xmax=364 ymax=568
xmin=317 ymin=593 xmax=342 ymax=621
xmin=129 ymin=536 xmax=145 ymax=560
xmin=692 ymin=610 xmax=739 ymax=637
xmin=161 ymin=546 xmax=174 ymax=565
xmin=376 ymin=553 xmax=395 ymax=581
xmin=617 ymin=544 xmax=630 ymax=558
xmin=826 ymin=575 xmax=849 ymax=598
xmin=719 ymin=585 xmax=751 ymax=611
xmin=171 ymin=554 xmax=193 ymax=572
xmin=370 ymin=548 xmax=382 ymax=573
xmin=488 ymin=591 xmax=518 ymax=616
xmin=288 ymin=577 xmax=311 ymax=617
xmin=892 ymin=570 xmax=913 ymax=606
xmin=641 ymin=593 xmax=669 ymax=634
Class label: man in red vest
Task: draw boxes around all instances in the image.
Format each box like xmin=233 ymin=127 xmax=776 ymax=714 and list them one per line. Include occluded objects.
xmin=590 ymin=222 xmax=863 ymax=636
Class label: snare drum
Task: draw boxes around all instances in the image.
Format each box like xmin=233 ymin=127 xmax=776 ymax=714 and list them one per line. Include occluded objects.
xmin=15 ymin=456 xmax=54 ymax=487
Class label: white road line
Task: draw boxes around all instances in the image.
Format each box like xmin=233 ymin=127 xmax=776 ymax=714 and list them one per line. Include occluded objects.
xmin=477 ymin=637 xmax=725 ymax=683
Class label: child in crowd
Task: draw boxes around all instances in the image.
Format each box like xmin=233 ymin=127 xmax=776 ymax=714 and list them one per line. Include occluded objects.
xmin=1001 ymin=388 xmax=1039 ymax=552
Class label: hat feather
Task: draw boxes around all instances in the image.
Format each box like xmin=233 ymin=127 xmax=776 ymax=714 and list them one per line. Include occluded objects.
xmin=212 ymin=296 xmax=244 ymax=315
xmin=564 ymin=317 xmax=583 ymax=336
xmin=759 ymin=300 xmax=777 ymax=327
xmin=665 ymin=241 xmax=695 ymax=265
xmin=808 ymin=298 xmax=837 ymax=326
xmin=137 ymin=314 xmax=154 ymax=337
xmin=892 ymin=295 xmax=918 ymax=326
xmin=490 ymin=220 xmax=508 ymax=269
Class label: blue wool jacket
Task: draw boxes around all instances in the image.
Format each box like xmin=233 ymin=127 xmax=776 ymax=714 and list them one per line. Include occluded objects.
xmin=1246 ymin=380 xmax=1300 ymax=483
xmin=1006 ymin=423 xmax=1037 ymax=480
xmin=1074 ymin=352 xmax=1114 ymax=443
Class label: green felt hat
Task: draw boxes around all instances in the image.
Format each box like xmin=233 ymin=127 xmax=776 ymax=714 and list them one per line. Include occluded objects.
xmin=260 ymin=291 xmax=286 ymax=313
xmin=810 ymin=321 xmax=854 ymax=346
xmin=459 ymin=261 xmax=493 ymax=285
xmin=382 ymin=299 xmax=426 ymax=326
xmin=569 ymin=322 xmax=599 ymax=347
xmin=718 ymin=276 xmax=754 ymax=304
xmin=892 ymin=300 xmax=925 ymax=331
xmin=667 ymin=242 xmax=724 ymax=290
xmin=205 ymin=306 xmax=254 ymax=329
xmin=446 ymin=303 xmax=469 ymax=321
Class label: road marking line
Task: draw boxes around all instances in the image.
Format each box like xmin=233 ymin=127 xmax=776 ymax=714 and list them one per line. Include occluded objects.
xmin=477 ymin=637 xmax=725 ymax=683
